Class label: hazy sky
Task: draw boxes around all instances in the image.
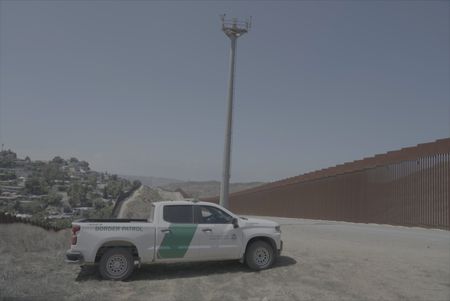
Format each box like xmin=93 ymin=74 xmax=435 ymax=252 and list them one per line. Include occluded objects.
xmin=0 ymin=1 xmax=449 ymax=182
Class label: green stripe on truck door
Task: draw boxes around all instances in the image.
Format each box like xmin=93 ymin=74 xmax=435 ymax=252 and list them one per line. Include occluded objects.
xmin=157 ymin=224 xmax=198 ymax=259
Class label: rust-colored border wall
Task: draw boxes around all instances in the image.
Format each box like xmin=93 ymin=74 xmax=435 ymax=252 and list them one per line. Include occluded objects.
xmin=205 ymin=139 xmax=450 ymax=230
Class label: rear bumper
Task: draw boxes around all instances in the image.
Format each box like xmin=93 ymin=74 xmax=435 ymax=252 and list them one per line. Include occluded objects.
xmin=65 ymin=250 xmax=84 ymax=264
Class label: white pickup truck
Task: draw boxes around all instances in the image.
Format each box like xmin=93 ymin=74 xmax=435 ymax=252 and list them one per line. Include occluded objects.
xmin=66 ymin=200 xmax=283 ymax=280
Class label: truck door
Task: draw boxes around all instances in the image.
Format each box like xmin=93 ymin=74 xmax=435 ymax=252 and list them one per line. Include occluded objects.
xmin=193 ymin=205 xmax=242 ymax=259
xmin=156 ymin=205 xmax=220 ymax=262
xmin=156 ymin=204 xmax=199 ymax=262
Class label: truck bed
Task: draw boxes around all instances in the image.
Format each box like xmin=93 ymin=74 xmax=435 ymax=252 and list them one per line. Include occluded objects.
xmin=76 ymin=218 xmax=148 ymax=223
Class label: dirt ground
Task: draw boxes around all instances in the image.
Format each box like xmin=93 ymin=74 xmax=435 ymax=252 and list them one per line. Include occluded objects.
xmin=1 ymin=217 xmax=449 ymax=301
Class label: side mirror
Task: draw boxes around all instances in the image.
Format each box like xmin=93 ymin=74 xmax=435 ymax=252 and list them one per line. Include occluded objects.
xmin=232 ymin=217 xmax=239 ymax=228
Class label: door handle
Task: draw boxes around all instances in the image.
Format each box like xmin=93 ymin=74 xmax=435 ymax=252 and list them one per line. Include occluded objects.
xmin=161 ymin=229 xmax=171 ymax=234
xmin=202 ymin=228 xmax=212 ymax=232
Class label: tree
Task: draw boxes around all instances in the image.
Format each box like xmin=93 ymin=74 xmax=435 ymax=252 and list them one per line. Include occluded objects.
xmin=47 ymin=191 xmax=63 ymax=206
xmin=93 ymin=198 xmax=106 ymax=210
xmin=13 ymin=201 xmax=22 ymax=213
xmin=69 ymin=157 xmax=79 ymax=164
xmin=0 ymin=150 xmax=17 ymax=168
xmin=42 ymin=162 xmax=64 ymax=185
xmin=25 ymin=177 xmax=49 ymax=195
xmin=57 ymin=185 xmax=67 ymax=192
xmin=87 ymin=174 xmax=97 ymax=188
xmin=105 ymin=180 xmax=123 ymax=199
xmin=51 ymin=156 xmax=65 ymax=165
xmin=132 ymin=180 xmax=142 ymax=189
xmin=63 ymin=205 xmax=72 ymax=213
xmin=79 ymin=160 xmax=90 ymax=171
xmin=68 ymin=181 xmax=87 ymax=207
xmin=81 ymin=198 xmax=93 ymax=207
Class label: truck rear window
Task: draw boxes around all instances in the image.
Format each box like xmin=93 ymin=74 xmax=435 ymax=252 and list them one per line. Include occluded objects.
xmin=163 ymin=205 xmax=193 ymax=223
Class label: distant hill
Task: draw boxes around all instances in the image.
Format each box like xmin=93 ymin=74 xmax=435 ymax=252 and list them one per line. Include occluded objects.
xmin=162 ymin=181 xmax=265 ymax=199
xmin=120 ymin=174 xmax=265 ymax=199
xmin=119 ymin=175 xmax=183 ymax=188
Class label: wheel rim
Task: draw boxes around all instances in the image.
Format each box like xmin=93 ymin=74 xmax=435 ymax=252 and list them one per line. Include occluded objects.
xmin=254 ymin=247 xmax=271 ymax=267
xmin=106 ymin=254 xmax=128 ymax=277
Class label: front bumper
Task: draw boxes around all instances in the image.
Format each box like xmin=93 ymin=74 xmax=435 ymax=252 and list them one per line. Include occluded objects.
xmin=278 ymin=240 xmax=283 ymax=256
xmin=65 ymin=250 xmax=84 ymax=264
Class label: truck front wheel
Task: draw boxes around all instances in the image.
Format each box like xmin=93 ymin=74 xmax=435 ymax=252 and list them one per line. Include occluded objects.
xmin=99 ymin=248 xmax=135 ymax=280
xmin=245 ymin=240 xmax=275 ymax=270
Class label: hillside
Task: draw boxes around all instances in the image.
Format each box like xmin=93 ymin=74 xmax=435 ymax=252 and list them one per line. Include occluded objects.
xmin=0 ymin=150 xmax=140 ymax=228
xmin=117 ymin=185 xmax=184 ymax=219
xmin=162 ymin=181 xmax=265 ymax=198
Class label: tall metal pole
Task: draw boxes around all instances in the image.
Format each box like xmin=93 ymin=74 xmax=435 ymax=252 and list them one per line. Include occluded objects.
xmin=220 ymin=36 xmax=237 ymax=209
xmin=220 ymin=16 xmax=250 ymax=209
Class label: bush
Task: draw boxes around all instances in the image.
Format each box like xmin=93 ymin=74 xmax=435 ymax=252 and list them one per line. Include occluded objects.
xmin=84 ymin=205 xmax=114 ymax=219
xmin=49 ymin=218 xmax=72 ymax=230
xmin=21 ymin=202 xmax=45 ymax=215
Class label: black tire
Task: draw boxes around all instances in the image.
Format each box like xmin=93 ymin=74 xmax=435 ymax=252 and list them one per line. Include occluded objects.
xmin=99 ymin=248 xmax=135 ymax=281
xmin=245 ymin=240 xmax=275 ymax=270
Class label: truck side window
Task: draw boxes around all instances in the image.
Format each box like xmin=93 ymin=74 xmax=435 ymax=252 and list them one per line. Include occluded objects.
xmin=194 ymin=206 xmax=233 ymax=224
xmin=163 ymin=205 xmax=193 ymax=223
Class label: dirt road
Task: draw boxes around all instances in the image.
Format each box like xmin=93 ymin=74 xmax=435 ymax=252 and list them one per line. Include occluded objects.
xmin=1 ymin=218 xmax=449 ymax=301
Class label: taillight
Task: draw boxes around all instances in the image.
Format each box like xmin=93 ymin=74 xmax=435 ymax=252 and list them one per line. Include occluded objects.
xmin=72 ymin=225 xmax=80 ymax=235
xmin=71 ymin=225 xmax=80 ymax=245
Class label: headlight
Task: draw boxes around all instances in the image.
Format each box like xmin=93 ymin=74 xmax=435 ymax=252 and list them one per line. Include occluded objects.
xmin=275 ymin=225 xmax=281 ymax=233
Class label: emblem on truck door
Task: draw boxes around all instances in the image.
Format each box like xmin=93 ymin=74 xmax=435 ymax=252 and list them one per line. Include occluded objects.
xmin=157 ymin=224 xmax=198 ymax=259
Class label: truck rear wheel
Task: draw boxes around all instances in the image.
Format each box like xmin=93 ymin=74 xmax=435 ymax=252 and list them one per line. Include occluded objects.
xmin=99 ymin=248 xmax=134 ymax=281
xmin=245 ymin=240 xmax=275 ymax=270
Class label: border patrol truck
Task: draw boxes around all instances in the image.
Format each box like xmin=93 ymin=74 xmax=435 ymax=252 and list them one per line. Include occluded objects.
xmin=66 ymin=200 xmax=283 ymax=280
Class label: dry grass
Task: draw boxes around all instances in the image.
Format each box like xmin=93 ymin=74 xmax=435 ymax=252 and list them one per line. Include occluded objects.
xmin=0 ymin=223 xmax=70 ymax=254
xmin=0 ymin=224 xmax=73 ymax=300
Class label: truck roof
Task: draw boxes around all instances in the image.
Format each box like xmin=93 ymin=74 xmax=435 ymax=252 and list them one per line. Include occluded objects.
xmin=155 ymin=200 xmax=218 ymax=206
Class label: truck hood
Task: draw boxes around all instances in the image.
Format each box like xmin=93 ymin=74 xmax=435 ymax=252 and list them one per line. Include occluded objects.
xmin=241 ymin=217 xmax=278 ymax=228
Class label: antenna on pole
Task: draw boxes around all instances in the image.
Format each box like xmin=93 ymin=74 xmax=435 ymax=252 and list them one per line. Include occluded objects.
xmin=219 ymin=15 xmax=251 ymax=209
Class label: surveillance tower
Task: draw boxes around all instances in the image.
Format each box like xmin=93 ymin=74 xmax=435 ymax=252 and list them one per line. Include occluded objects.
xmin=219 ymin=15 xmax=251 ymax=209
